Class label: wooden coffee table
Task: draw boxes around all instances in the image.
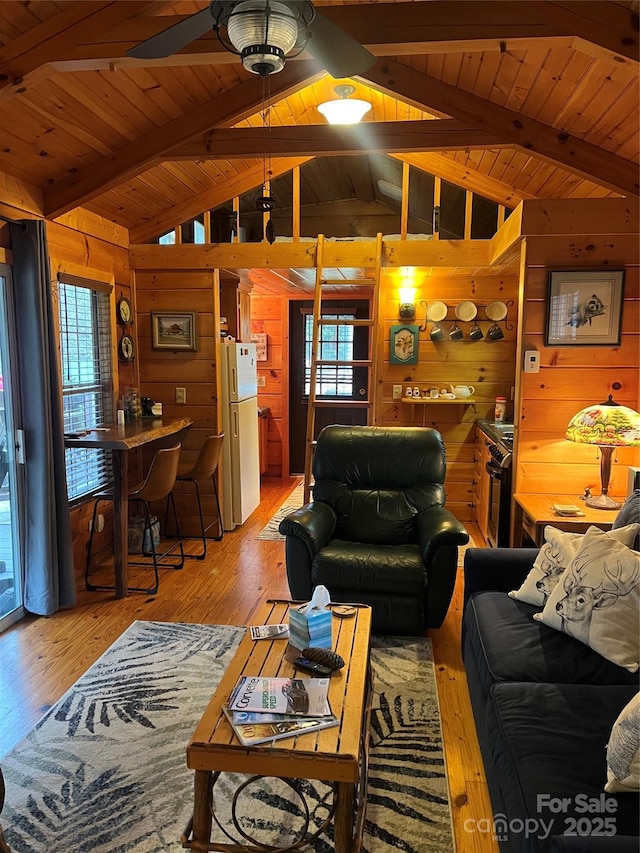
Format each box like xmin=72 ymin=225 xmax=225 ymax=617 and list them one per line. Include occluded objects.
xmin=181 ymin=599 xmax=372 ymax=853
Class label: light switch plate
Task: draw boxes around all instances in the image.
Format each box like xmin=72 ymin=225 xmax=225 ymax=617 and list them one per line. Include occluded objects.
xmin=392 ymin=384 xmax=403 ymax=400
xmin=524 ymin=350 xmax=540 ymax=373
xmin=175 ymin=387 xmax=186 ymax=404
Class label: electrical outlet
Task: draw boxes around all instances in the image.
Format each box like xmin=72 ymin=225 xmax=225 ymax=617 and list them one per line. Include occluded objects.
xmin=524 ymin=350 xmax=540 ymax=373
xmin=175 ymin=387 xmax=186 ymax=404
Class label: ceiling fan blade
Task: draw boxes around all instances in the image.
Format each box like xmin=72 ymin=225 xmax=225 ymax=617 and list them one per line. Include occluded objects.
xmin=305 ymin=10 xmax=375 ymax=78
xmin=127 ymin=8 xmax=212 ymax=59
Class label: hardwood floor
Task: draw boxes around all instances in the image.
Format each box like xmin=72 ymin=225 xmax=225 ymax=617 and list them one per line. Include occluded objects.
xmin=0 ymin=476 xmax=498 ymax=853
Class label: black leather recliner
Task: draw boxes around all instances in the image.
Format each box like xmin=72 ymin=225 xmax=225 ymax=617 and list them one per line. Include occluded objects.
xmin=279 ymin=425 xmax=469 ymax=634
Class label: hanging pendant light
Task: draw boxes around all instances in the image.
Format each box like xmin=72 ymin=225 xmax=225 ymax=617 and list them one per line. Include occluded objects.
xmin=317 ymin=84 xmax=372 ymax=125
xmin=212 ymin=0 xmax=315 ymax=76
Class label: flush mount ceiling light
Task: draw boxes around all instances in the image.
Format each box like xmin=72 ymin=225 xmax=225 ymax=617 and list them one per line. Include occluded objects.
xmin=317 ymin=84 xmax=372 ymax=125
xmin=212 ymin=0 xmax=314 ymax=76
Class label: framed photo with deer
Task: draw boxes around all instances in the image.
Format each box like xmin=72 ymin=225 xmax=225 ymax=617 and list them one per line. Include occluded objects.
xmin=151 ymin=311 xmax=198 ymax=351
xmin=545 ymin=270 xmax=624 ymax=347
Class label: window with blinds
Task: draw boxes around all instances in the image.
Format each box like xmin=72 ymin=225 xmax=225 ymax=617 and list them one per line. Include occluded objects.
xmin=304 ymin=313 xmax=355 ymax=397
xmin=58 ymin=277 xmax=114 ymax=501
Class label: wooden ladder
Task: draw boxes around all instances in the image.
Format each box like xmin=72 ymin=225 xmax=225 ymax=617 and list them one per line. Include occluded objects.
xmin=303 ymin=232 xmax=383 ymax=502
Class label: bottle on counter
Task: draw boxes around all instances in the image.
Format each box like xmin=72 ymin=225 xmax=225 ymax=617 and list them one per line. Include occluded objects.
xmin=494 ymin=396 xmax=507 ymax=423
xmin=406 ymin=386 xmax=413 ymax=397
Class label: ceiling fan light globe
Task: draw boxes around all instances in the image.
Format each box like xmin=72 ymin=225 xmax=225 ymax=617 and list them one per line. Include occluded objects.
xmin=227 ymin=1 xmax=300 ymax=74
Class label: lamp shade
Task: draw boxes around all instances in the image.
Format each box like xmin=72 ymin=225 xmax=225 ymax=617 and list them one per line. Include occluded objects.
xmin=565 ymin=396 xmax=640 ymax=510
xmin=317 ymin=84 xmax=371 ymax=125
xmin=566 ymin=396 xmax=640 ymax=447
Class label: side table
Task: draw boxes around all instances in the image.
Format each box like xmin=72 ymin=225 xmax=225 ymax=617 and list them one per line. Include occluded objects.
xmin=512 ymin=493 xmax=618 ymax=547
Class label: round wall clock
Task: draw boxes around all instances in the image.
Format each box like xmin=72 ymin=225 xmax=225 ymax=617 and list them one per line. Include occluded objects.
xmin=117 ymin=296 xmax=132 ymax=325
xmin=119 ymin=334 xmax=135 ymax=361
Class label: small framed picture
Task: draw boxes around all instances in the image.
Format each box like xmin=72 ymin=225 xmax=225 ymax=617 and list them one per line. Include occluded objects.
xmin=545 ymin=270 xmax=624 ymax=346
xmin=389 ymin=324 xmax=419 ymax=365
xmin=151 ymin=311 xmax=198 ymax=351
xmin=251 ymin=332 xmax=268 ymax=361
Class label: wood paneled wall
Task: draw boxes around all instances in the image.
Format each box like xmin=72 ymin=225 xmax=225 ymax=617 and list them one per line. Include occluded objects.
xmin=251 ymin=293 xmax=286 ymax=476
xmin=514 ymin=199 xmax=640 ymax=501
xmin=133 ymin=268 xmax=220 ymax=537
xmin=375 ymin=271 xmax=519 ymax=523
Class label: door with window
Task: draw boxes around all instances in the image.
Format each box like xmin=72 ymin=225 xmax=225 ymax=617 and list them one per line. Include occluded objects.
xmin=0 ymin=264 xmax=24 ymax=630
xmin=289 ymin=299 xmax=369 ymax=473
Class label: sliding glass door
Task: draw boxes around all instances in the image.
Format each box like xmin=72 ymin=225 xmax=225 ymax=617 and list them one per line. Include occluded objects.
xmin=0 ymin=263 xmax=24 ymax=630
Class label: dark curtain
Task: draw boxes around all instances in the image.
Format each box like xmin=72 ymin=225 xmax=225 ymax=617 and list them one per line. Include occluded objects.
xmin=9 ymin=220 xmax=76 ymax=614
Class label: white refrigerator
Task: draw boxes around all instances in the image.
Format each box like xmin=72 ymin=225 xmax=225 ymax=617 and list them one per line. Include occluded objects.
xmin=219 ymin=342 xmax=261 ymax=530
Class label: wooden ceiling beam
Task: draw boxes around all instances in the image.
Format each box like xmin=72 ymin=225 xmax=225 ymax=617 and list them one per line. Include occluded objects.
xmin=0 ymin=1 xmax=157 ymax=101
xmin=43 ymin=62 xmax=322 ymax=220
xmin=168 ymin=120 xmax=503 ymax=159
xmin=129 ymin=157 xmax=311 ymax=244
xmin=390 ymin=153 xmax=534 ymax=208
xmin=512 ymin=1 xmax=639 ymax=64
xmin=361 ymin=58 xmax=639 ymax=196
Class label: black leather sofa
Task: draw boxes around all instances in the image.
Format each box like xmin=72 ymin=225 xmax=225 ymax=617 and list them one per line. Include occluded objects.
xmin=462 ymin=519 xmax=639 ymax=852
xmin=279 ymin=425 xmax=469 ymax=633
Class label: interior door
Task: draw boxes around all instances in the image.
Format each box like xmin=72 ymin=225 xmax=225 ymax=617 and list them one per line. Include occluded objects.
xmin=289 ymin=299 xmax=369 ymax=474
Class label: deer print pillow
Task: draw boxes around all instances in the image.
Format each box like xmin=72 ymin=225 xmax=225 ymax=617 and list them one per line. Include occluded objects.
xmin=534 ymin=526 xmax=640 ymax=672
xmin=509 ymin=523 xmax=640 ymax=607
xmin=605 ymin=692 xmax=640 ymax=793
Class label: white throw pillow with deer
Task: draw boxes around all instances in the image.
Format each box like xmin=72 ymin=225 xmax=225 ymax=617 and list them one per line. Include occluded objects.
xmin=605 ymin=692 xmax=640 ymax=793
xmin=534 ymin=526 xmax=640 ymax=672
xmin=509 ymin=523 xmax=640 ymax=607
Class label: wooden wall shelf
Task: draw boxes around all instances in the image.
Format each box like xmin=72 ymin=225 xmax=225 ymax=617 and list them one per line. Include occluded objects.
xmin=401 ymin=397 xmax=477 ymax=404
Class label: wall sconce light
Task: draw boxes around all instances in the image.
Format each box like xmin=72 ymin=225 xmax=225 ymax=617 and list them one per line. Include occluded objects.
xmin=398 ymin=286 xmax=416 ymax=320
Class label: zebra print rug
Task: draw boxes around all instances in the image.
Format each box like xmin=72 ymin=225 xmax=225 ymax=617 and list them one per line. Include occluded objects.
xmin=1 ymin=621 xmax=454 ymax=853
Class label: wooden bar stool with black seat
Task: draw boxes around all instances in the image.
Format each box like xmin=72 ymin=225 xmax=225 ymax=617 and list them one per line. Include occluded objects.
xmin=167 ymin=433 xmax=224 ymax=560
xmin=85 ymin=443 xmax=185 ymax=595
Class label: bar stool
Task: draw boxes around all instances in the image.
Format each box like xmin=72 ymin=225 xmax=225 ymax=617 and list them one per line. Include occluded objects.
xmin=168 ymin=433 xmax=224 ymax=559
xmin=85 ymin=443 xmax=184 ymax=595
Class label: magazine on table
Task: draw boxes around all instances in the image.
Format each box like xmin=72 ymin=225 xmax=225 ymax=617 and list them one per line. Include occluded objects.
xmin=223 ymin=706 xmax=339 ymax=747
xmin=228 ymin=676 xmax=332 ymax=717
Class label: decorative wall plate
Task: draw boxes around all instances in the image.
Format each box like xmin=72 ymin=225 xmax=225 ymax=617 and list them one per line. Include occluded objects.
xmin=456 ymin=301 xmax=477 ymax=322
xmin=485 ymin=300 xmax=508 ymax=321
xmin=426 ymin=300 xmax=447 ymax=322
xmin=119 ymin=334 xmax=135 ymax=361
xmin=117 ymin=296 xmax=132 ymax=325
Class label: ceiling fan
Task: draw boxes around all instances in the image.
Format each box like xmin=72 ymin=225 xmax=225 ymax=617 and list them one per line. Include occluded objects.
xmin=128 ymin=0 xmax=376 ymax=78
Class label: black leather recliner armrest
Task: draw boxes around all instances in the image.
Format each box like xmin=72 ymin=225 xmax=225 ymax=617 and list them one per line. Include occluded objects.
xmin=463 ymin=546 xmax=540 ymax=608
xmin=278 ymin=501 xmax=337 ymax=557
xmin=416 ymin=505 xmax=469 ymax=561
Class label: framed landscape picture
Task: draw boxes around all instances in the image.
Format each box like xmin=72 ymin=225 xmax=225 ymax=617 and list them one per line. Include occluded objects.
xmin=545 ymin=270 xmax=624 ymax=346
xmin=151 ymin=311 xmax=198 ymax=351
xmin=389 ymin=324 xmax=419 ymax=365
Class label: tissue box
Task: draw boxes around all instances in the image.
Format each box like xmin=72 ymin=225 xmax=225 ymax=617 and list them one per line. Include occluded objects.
xmin=289 ymin=605 xmax=332 ymax=651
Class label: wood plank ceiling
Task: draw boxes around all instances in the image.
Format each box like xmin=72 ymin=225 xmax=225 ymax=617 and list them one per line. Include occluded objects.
xmin=0 ymin=0 xmax=637 ymax=248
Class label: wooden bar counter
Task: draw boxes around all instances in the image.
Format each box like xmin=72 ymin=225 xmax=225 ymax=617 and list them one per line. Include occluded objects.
xmin=64 ymin=417 xmax=192 ymax=597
